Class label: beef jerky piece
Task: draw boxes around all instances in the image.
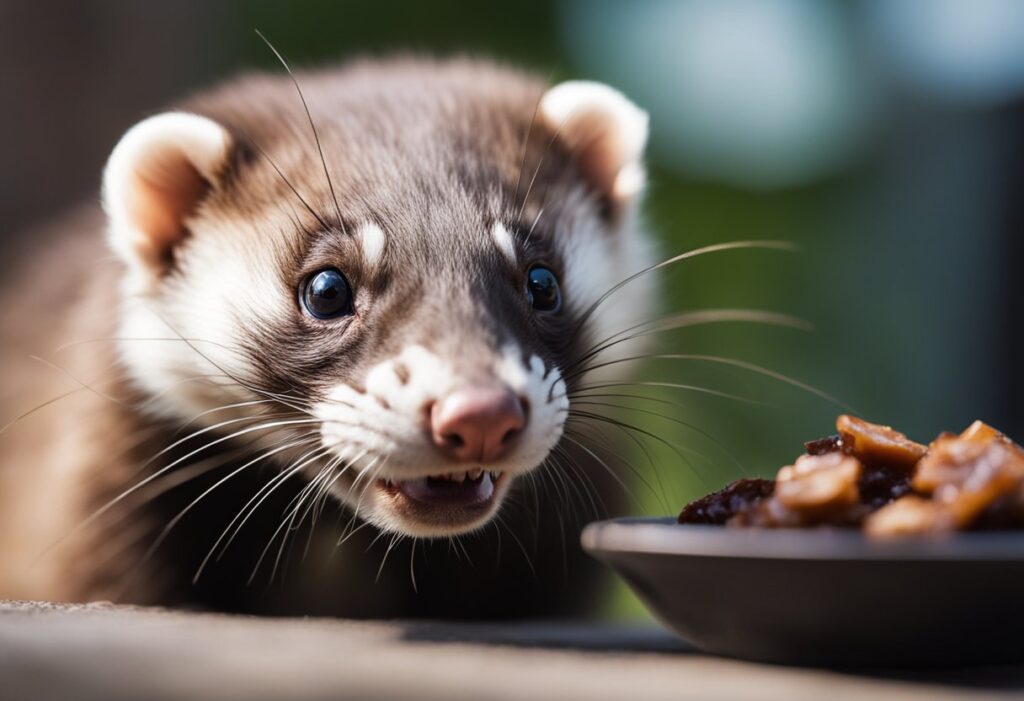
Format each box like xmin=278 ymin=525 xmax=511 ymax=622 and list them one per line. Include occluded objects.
xmin=774 ymin=452 xmax=862 ymax=517
xmin=864 ymin=496 xmax=947 ymax=536
xmin=857 ymin=463 xmax=913 ymax=510
xmin=677 ymin=478 xmax=775 ymax=525
xmin=804 ymin=434 xmax=842 ymax=456
xmin=836 ymin=415 xmax=926 ymax=469
xmin=914 ymin=436 xmax=1024 ymax=527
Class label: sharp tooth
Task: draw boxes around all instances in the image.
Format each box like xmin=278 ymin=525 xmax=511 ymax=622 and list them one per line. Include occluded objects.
xmin=468 ymin=468 xmax=483 ymax=481
xmin=452 ymin=471 xmax=466 ymax=483
xmin=489 ymin=471 xmax=500 ymax=483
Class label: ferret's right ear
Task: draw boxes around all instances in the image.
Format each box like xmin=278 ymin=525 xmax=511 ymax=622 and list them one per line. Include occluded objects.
xmin=102 ymin=112 xmax=232 ymax=277
xmin=540 ymin=81 xmax=649 ymax=208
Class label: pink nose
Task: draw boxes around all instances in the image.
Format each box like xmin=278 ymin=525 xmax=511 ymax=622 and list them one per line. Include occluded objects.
xmin=430 ymin=387 xmax=527 ymax=463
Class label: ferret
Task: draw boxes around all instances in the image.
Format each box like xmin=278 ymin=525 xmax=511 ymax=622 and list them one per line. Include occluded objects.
xmin=0 ymin=58 xmax=654 ymax=618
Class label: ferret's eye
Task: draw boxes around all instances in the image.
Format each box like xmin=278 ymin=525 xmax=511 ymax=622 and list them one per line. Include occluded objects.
xmin=302 ymin=268 xmax=353 ymax=319
xmin=526 ymin=265 xmax=561 ymax=313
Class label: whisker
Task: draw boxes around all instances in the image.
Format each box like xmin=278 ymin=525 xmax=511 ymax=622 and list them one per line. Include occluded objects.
xmin=255 ymin=29 xmax=347 ymax=235
xmin=492 ymin=512 xmax=537 ymax=579
xmin=140 ymin=435 xmax=321 ymax=565
xmin=575 ymin=353 xmax=849 ymax=409
xmin=53 ymin=336 xmax=249 ymax=358
xmin=567 ymin=409 xmax=711 ymax=491
xmin=568 ymin=308 xmax=813 ymax=377
xmin=550 ymin=442 xmax=606 ymax=521
xmin=543 ymin=446 xmax=584 ymax=526
xmin=274 ymin=448 xmax=382 ymax=582
xmin=237 ymin=127 xmax=330 ymax=232
xmin=515 ymin=113 xmax=568 ymax=225
xmin=563 ymin=423 xmax=665 ymax=511
xmin=409 ymin=538 xmax=418 ymax=593
xmin=103 ymin=444 xmax=257 ymax=535
xmin=566 ymin=391 xmax=748 ymax=475
xmin=69 ymin=417 xmax=326 ymax=538
xmin=565 ymin=380 xmax=766 ymax=405
xmin=195 ymin=443 xmax=341 ymax=582
xmin=570 ymin=240 xmax=799 ymax=343
xmin=134 ymin=308 xmax=314 ymax=415
xmin=28 ymin=354 xmax=132 ymax=409
xmin=375 ymin=532 xmax=404 ymax=583
xmin=172 ymin=399 xmax=282 ymax=437
xmin=558 ymin=431 xmax=642 ymax=508
xmin=513 ymin=84 xmax=548 ymax=211
xmin=0 ymin=388 xmax=84 ymax=436
xmin=523 ymin=206 xmax=545 ymax=249
xmin=335 ymin=518 xmax=372 ymax=548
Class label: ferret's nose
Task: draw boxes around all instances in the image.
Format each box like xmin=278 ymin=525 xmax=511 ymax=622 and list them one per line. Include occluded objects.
xmin=429 ymin=387 xmax=526 ymax=463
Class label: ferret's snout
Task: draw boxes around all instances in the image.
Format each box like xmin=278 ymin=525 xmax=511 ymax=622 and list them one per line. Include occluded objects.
xmin=428 ymin=387 xmax=526 ymax=463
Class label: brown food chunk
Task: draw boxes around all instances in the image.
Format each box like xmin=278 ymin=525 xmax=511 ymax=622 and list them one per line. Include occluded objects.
xmin=678 ymin=415 xmax=1024 ymax=536
xmin=972 ymin=487 xmax=1024 ymax=529
xmin=856 ymin=462 xmax=913 ymax=510
xmin=864 ymin=496 xmax=946 ymax=536
xmin=958 ymin=420 xmax=1024 ymax=460
xmin=731 ymin=454 xmax=865 ymax=528
xmin=775 ymin=453 xmax=862 ymax=514
xmin=868 ymin=421 xmax=1024 ymax=535
xmin=836 ymin=415 xmax=926 ymax=469
xmin=914 ymin=437 xmax=1024 ymax=525
xmin=960 ymin=420 xmax=1004 ymax=445
xmin=677 ymin=478 xmax=774 ymax=525
xmin=804 ymin=434 xmax=842 ymax=456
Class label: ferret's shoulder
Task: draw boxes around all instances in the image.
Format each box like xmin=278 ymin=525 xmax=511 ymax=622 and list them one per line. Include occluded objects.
xmin=0 ymin=204 xmax=120 ymax=393
xmin=1 ymin=204 xmax=112 ymax=303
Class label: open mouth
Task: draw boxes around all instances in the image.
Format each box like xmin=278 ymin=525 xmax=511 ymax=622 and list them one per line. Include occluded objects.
xmin=379 ymin=468 xmax=503 ymax=506
xmin=375 ymin=468 xmax=507 ymax=531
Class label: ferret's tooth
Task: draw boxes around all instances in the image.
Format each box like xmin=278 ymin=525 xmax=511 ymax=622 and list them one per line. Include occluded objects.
xmin=451 ymin=471 xmax=466 ymax=483
xmin=489 ymin=471 xmax=499 ymax=483
xmin=468 ymin=468 xmax=483 ymax=481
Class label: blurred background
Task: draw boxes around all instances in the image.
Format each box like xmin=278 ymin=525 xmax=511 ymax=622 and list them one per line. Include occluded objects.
xmin=3 ymin=0 xmax=1022 ymax=616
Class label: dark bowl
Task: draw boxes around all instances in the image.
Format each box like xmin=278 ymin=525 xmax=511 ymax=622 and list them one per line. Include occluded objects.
xmin=582 ymin=517 xmax=1024 ymax=667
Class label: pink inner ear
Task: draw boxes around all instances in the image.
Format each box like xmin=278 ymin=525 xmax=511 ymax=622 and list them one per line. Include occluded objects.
xmin=126 ymin=151 xmax=210 ymax=266
xmin=565 ymin=112 xmax=627 ymax=199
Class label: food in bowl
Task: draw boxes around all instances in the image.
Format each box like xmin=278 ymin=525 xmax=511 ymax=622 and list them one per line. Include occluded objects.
xmin=677 ymin=415 xmax=1024 ymax=535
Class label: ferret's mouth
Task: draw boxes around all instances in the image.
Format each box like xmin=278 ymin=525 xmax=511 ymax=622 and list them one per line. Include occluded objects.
xmin=374 ymin=468 xmax=508 ymax=533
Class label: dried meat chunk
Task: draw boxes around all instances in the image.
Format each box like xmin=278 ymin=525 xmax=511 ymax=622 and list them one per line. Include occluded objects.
xmin=775 ymin=453 xmax=861 ymax=514
xmin=676 ymin=415 xmax=1024 ymax=536
xmin=677 ymin=478 xmax=774 ymax=525
xmin=864 ymin=496 xmax=946 ymax=536
xmin=836 ymin=415 xmax=926 ymax=469
xmin=730 ymin=454 xmax=865 ymax=528
xmin=804 ymin=434 xmax=842 ymax=456
xmin=857 ymin=463 xmax=913 ymax=510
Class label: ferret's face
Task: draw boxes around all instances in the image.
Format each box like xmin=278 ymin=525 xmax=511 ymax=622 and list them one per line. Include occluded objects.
xmin=103 ymin=63 xmax=652 ymax=537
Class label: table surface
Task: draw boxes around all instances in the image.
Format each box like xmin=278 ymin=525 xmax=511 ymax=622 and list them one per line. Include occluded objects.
xmin=1 ymin=601 xmax=1022 ymax=701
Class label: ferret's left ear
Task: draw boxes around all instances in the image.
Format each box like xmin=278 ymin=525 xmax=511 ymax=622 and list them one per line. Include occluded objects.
xmin=102 ymin=112 xmax=232 ymax=278
xmin=540 ymin=81 xmax=649 ymax=206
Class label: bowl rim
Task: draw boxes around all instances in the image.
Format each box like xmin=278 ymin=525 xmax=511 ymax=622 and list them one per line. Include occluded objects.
xmin=581 ymin=517 xmax=1024 ymax=561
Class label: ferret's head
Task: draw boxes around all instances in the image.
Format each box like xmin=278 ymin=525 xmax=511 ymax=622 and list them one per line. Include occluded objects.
xmin=102 ymin=60 xmax=653 ymax=537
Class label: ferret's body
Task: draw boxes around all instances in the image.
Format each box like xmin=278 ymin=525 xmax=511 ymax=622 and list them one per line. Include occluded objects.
xmin=0 ymin=59 xmax=654 ymax=617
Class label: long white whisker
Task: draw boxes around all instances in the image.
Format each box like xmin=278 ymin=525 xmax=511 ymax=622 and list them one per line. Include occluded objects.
xmin=141 ymin=436 xmax=321 ymax=564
